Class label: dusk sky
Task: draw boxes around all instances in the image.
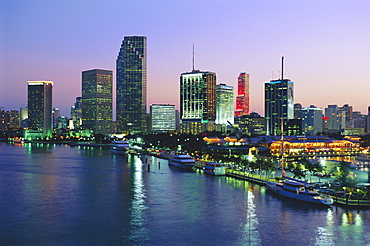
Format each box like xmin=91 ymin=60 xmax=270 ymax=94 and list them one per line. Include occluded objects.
xmin=1 ymin=0 xmax=369 ymax=117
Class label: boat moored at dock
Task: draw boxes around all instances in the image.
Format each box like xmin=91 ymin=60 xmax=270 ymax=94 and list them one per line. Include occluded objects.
xmin=265 ymin=178 xmax=334 ymax=206
xmin=168 ymin=154 xmax=196 ymax=171
xmin=203 ymin=162 xmax=226 ymax=176
xmin=356 ymin=154 xmax=370 ymax=162
xmin=111 ymin=140 xmax=129 ymax=154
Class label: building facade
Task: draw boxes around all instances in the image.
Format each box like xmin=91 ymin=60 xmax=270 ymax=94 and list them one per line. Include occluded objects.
xmin=150 ymin=104 xmax=176 ymax=132
xmin=302 ymin=106 xmax=323 ymax=135
xmin=325 ymin=105 xmax=340 ymax=131
xmin=367 ymin=106 xmax=370 ymax=133
xmin=70 ymin=97 xmax=82 ymax=129
xmin=216 ymin=83 xmax=234 ymax=125
xmin=180 ymin=70 xmax=216 ymax=123
xmin=235 ymin=73 xmax=249 ymax=116
xmin=234 ymin=112 xmax=265 ymax=135
xmin=116 ymin=36 xmax=147 ymax=134
xmin=264 ymin=79 xmax=294 ymax=135
xmin=27 ymin=81 xmax=53 ymax=138
xmin=180 ymin=70 xmax=216 ymax=134
xmin=294 ymin=103 xmax=302 ymax=119
xmin=82 ymin=69 xmax=113 ymax=135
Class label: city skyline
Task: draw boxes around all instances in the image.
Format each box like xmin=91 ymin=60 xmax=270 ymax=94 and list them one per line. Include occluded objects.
xmin=1 ymin=0 xmax=369 ymax=116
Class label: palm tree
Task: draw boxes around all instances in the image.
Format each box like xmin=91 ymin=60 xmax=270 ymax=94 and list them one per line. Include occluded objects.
xmin=291 ymin=164 xmax=306 ymax=179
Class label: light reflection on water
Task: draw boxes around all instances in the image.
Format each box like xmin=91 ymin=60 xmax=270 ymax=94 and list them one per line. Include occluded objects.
xmin=238 ymin=189 xmax=261 ymax=245
xmin=127 ymin=155 xmax=149 ymax=244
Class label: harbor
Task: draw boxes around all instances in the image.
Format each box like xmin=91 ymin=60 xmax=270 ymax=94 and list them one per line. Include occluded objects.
xmin=2 ymin=142 xmax=370 ymax=245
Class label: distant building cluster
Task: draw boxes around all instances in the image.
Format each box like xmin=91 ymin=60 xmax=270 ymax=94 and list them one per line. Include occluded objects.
xmin=1 ymin=37 xmax=370 ymax=140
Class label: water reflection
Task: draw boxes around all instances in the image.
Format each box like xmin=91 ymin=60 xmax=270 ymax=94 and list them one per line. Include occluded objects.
xmin=313 ymin=210 xmax=335 ymax=246
xmin=238 ymin=188 xmax=261 ymax=245
xmin=127 ymin=155 xmax=149 ymax=244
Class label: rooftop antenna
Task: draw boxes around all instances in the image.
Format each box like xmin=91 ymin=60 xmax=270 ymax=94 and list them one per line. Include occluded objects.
xmin=192 ymin=42 xmax=195 ymax=71
xmin=281 ymin=56 xmax=284 ymax=81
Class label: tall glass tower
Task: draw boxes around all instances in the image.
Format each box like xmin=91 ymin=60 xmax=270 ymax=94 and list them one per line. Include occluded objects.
xmin=82 ymin=69 xmax=113 ymax=135
xmin=265 ymin=79 xmax=294 ymax=135
xmin=216 ymin=83 xmax=234 ymax=125
xmin=235 ymin=73 xmax=249 ymax=116
xmin=116 ymin=36 xmax=147 ymax=134
xmin=27 ymin=81 xmax=53 ymax=138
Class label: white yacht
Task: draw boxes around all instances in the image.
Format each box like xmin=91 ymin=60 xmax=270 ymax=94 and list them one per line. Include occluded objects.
xmin=111 ymin=140 xmax=129 ymax=154
xmin=203 ymin=162 xmax=226 ymax=176
xmin=168 ymin=154 xmax=196 ymax=170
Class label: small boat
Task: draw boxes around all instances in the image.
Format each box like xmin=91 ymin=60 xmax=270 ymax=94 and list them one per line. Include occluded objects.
xmin=168 ymin=154 xmax=196 ymax=171
xmin=265 ymin=178 xmax=333 ymax=206
xmin=13 ymin=138 xmax=24 ymax=144
xmin=203 ymin=162 xmax=226 ymax=176
xmin=356 ymin=154 xmax=370 ymax=162
xmin=111 ymin=140 xmax=129 ymax=154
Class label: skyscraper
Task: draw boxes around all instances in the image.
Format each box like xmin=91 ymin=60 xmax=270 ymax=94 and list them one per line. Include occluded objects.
xmin=265 ymin=79 xmax=294 ymax=135
xmin=235 ymin=73 xmax=249 ymax=116
xmin=294 ymin=103 xmax=302 ymax=119
xmin=367 ymin=106 xmax=370 ymax=133
xmin=150 ymin=104 xmax=176 ymax=132
xmin=70 ymin=97 xmax=82 ymax=129
xmin=180 ymin=70 xmax=216 ymax=123
xmin=180 ymin=70 xmax=216 ymax=134
xmin=339 ymin=104 xmax=353 ymax=129
xmin=116 ymin=36 xmax=147 ymax=134
xmin=27 ymin=81 xmax=53 ymax=138
xmin=82 ymin=69 xmax=113 ymax=134
xmin=216 ymin=83 xmax=234 ymax=125
xmin=325 ymin=105 xmax=340 ymax=131
xmin=302 ymin=106 xmax=323 ymax=135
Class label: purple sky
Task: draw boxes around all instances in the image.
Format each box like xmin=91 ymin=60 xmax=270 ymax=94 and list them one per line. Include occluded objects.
xmin=1 ymin=0 xmax=369 ymax=117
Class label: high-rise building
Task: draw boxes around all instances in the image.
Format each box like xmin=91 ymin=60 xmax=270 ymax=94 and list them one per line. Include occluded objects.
xmin=116 ymin=36 xmax=147 ymax=134
xmin=70 ymin=97 xmax=82 ymax=129
xmin=294 ymin=103 xmax=302 ymax=119
xmin=180 ymin=70 xmax=217 ymax=134
xmin=325 ymin=105 xmax=340 ymax=131
xmin=235 ymin=112 xmax=265 ymax=135
xmin=150 ymin=104 xmax=176 ymax=132
xmin=216 ymin=83 xmax=234 ymax=125
xmin=53 ymin=108 xmax=60 ymax=129
xmin=82 ymin=69 xmax=113 ymax=135
xmin=366 ymin=106 xmax=370 ymax=133
xmin=180 ymin=70 xmax=216 ymax=123
xmin=0 ymin=110 xmax=20 ymax=130
xmin=339 ymin=104 xmax=353 ymax=129
xmin=264 ymin=79 xmax=294 ymax=135
xmin=302 ymin=106 xmax=323 ymax=135
xmin=27 ymin=81 xmax=53 ymax=138
xmin=235 ymin=73 xmax=249 ymax=116
xmin=20 ymin=107 xmax=28 ymax=128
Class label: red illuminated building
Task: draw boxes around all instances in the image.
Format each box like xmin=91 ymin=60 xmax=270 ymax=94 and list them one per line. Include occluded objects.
xmin=235 ymin=73 xmax=249 ymax=116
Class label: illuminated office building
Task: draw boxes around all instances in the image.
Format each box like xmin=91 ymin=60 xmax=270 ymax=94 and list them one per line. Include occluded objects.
xmin=294 ymin=103 xmax=302 ymax=119
xmin=70 ymin=97 xmax=82 ymax=129
xmin=150 ymin=104 xmax=176 ymax=132
xmin=180 ymin=70 xmax=216 ymax=123
xmin=180 ymin=70 xmax=216 ymax=134
xmin=264 ymin=79 xmax=294 ymax=135
xmin=82 ymin=69 xmax=113 ymax=134
xmin=116 ymin=36 xmax=147 ymax=134
xmin=302 ymin=106 xmax=323 ymax=135
xmin=216 ymin=83 xmax=234 ymax=125
xmin=27 ymin=81 xmax=53 ymax=138
xmin=235 ymin=73 xmax=249 ymax=116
